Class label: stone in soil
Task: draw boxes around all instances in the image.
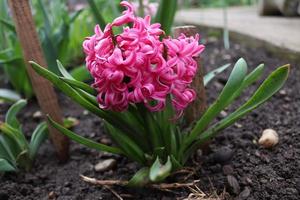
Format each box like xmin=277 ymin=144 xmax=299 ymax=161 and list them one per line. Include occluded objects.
xmin=94 ymin=159 xmax=117 ymax=172
xmin=212 ymin=147 xmax=234 ymax=164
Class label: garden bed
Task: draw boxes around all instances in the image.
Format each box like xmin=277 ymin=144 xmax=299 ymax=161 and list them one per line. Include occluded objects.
xmin=0 ymin=31 xmax=299 ymax=200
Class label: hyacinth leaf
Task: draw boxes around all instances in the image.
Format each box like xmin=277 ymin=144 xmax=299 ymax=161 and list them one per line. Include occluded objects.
xmin=155 ymin=0 xmax=177 ymax=35
xmin=0 ymin=131 xmax=20 ymax=160
xmin=29 ymin=122 xmax=48 ymax=159
xmin=204 ymin=63 xmax=231 ymax=86
xmin=69 ymin=65 xmax=92 ymax=82
xmin=227 ymin=63 xmax=265 ymax=104
xmin=40 ymin=28 xmax=59 ymax=74
xmin=47 ymin=115 xmax=123 ymax=154
xmin=5 ymin=99 xmax=27 ymax=130
xmin=36 ymin=0 xmax=51 ymax=35
xmin=59 ymin=77 xmax=96 ymax=95
xmin=145 ymin=113 xmax=163 ymax=149
xmin=127 ymin=167 xmax=150 ymax=187
xmin=69 ymin=9 xmax=83 ymax=24
xmin=73 ymin=88 xmax=98 ymax=106
xmin=185 ymin=58 xmax=248 ymax=147
xmin=197 ymin=64 xmax=290 ymax=145
xmin=105 ymin=122 xmax=146 ymax=164
xmin=0 ymin=89 xmax=21 ymax=103
xmin=30 ymin=62 xmax=109 ymax=120
xmin=87 ymin=0 xmax=106 ymax=30
xmin=30 ymin=61 xmax=142 ymax=138
xmin=170 ymin=155 xmax=182 ymax=170
xmin=149 ymin=156 xmax=172 ymax=182
xmin=57 ymin=60 xmax=73 ymax=79
xmin=0 ymin=138 xmax=16 ymax=166
xmin=0 ymin=18 xmax=16 ymax=33
xmin=0 ymin=122 xmax=27 ymax=149
xmin=0 ymin=158 xmax=16 ymax=172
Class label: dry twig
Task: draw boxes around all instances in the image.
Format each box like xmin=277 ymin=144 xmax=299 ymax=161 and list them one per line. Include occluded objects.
xmin=80 ymin=174 xmax=199 ymax=191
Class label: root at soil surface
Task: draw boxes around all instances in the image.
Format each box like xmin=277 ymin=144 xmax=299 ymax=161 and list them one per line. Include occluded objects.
xmin=80 ymin=174 xmax=199 ymax=190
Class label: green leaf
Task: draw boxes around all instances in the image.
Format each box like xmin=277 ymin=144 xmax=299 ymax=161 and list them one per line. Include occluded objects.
xmin=228 ymin=63 xmax=265 ymax=103
xmin=105 ymin=122 xmax=146 ymax=164
xmin=155 ymin=0 xmax=177 ymax=35
xmin=0 ymin=134 xmax=19 ymax=163
xmin=0 ymin=158 xmax=16 ymax=172
xmin=63 ymin=117 xmax=79 ymax=129
xmin=29 ymin=122 xmax=48 ymax=159
xmin=0 ymin=137 xmax=16 ymax=165
xmin=0 ymin=122 xmax=27 ymax=149
xmin=0 ymin=18 xmax=16 ymax=33
xmin=0 ymin=89 xmax=21 ymax=102
xmin=5 ymin=99 xmax=27 ymax=130
xmin=57 ymin=60 xmax=73 ymax=79
xmin=2 ymin=58 xmax=33 ymax=98
xmin=70 ymin=65 xmax=92 ymax=82
xmin=40 ymin=28 xmax=59 ymax=74
xmin=185 ymin=58 xmax=248 ymax=147
xmin=197 ymin=64 xmax=290 ymax=145
xmin=30 ymin=61 xmax=140 ymax=139
xmin=69 ymin=9 xmax=83 ymax=23
xmin=47 ymin=115 xmax=123 ymax=155
xmin=59 ymin=77 xmax=96 ymax=95
xmin=87 ymin=0 xmax=106 ymax=29
xmin=204 ymin=63 xmax=231 ymax=86
xmin=149 ymin=156 xmax=172 ymax=182
xmin=36 ymin=0 xmax=52 ymax=35
xmin=30 ymin=61 xmax=109 ymax=119
xmin=170 ymin=155 xmax=182 ymax=170
xmin=127 ymin=167 xmax=150 ymax=187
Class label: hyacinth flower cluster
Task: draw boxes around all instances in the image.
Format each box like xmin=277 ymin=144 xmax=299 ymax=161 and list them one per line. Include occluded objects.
xmin=30 ymin=1 xmax=289 ymax=185
xmin=83 ymin=1 xmax=204 ymax=115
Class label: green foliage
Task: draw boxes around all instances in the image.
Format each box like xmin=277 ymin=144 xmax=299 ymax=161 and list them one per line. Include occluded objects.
xmin=0 ymin=89 xmax=21 ymax=103
xmin=204 ymin=63 xmax=231 ymax=86
xmin=30 ymin=58 xmax=289 ymax=185
xmin=0 ymin=100 xmax=48 ymax=172
xmin=0 ymin=0 xmax=92 ymax=98
xmin=155 ymin=0 xmax=177 ymax=35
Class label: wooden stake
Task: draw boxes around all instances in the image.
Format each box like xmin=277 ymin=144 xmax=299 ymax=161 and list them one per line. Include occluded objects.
xmin=173 ymin=25 xmax=207 ymax=125
xmin=9 ymin=0 xmax=69 ymax=161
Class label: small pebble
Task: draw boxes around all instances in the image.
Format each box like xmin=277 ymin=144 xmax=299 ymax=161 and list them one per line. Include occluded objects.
xmin=220 ymin=110 xmax=228 ymax=117
xmin=100 ymin=137 xmax=111 ymax=145
xmin=83 ymin=110 xmax=89 ymax=115
xmin=94 ymin=159 xmax=116 ymax=172
xmin=48 ymin=191 xmax=57 ymax=199
xmin=279 ymin=89 xmax=287 ymax=95
xmin=33 ymin=111 xmax=42 ymax=119
xmin=258 ymin=129 xmax=279 ymax=148
xmin=234 ymin=123 xmax=243 ymax=128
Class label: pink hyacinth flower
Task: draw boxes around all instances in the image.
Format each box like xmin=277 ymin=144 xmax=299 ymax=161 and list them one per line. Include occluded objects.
xmin=83 ymin=1 xmax=205 ymax=116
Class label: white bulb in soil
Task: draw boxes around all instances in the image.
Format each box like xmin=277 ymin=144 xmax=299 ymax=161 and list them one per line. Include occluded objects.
xmin=258 ymin=129 xmax=279 ymax=148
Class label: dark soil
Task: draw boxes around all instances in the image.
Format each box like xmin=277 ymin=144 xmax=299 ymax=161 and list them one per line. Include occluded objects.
xmin=0 ymin=31 xmax=299 ymax=200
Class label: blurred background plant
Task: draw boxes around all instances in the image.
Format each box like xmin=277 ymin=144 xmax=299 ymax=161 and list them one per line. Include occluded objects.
xmin=0 ymin=100 xmax=48 ymax=172
xmin=0 ymin=0 xmax=93 ymax=100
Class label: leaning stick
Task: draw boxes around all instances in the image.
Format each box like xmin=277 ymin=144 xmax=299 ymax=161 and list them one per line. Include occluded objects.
xmin=9 ymin=0 xmax=69 ymax=161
